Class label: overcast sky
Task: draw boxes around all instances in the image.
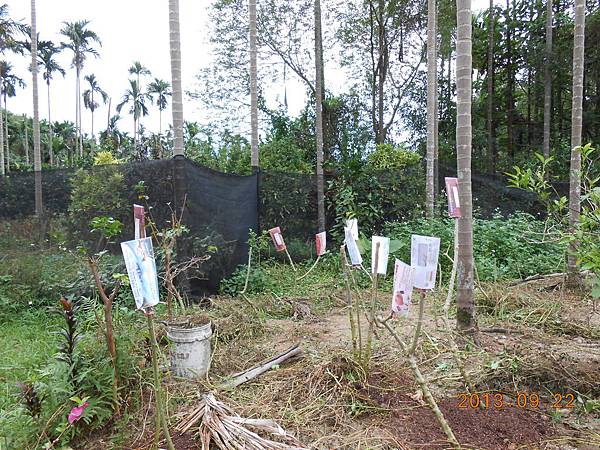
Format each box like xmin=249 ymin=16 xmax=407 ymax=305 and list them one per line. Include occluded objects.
xmin=4 ymin=0 xmax=490 ymax=138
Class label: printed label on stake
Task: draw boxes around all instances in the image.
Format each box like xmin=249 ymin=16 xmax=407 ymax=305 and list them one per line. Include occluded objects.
xmin=344 ymin=227 xmax=362 ymax=266
xmin=121 ymin=237 xmax=160 ymax=310
xmin=133 ymin=204 xmax=145 ymax=239
xmin=371 ymin=236 xmax=390 ymax=275
xmin=268 ymin=227 xmax=287 ymax=252
xmin=346 ymin=218 xmax=359 ymax=240
xmin=411 ymin=235 xmax=441 ymax=290
xmin=444 ymin=177 xmax=461 ymax=218
xmin=315 ymin=231 xmax=327 ymax=256
xmin=392 ymin=259 xmax=415 ymax=316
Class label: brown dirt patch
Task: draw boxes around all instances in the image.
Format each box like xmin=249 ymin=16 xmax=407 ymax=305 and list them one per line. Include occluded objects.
xmin=357 ymin=370 xmax=555 ymax=450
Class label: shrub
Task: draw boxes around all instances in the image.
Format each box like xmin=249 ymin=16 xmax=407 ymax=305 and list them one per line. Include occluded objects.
xmin=221 ymin=264 xmax=273 ymax=297
xmin=366 ymin=143 xmax=421 ymax=170
xmin=384 ymin=213 xmax=565 ymax=282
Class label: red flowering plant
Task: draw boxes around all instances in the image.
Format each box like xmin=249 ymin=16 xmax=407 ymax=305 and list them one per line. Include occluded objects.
xmin=43 ymin=397 xmax=91 ymax=449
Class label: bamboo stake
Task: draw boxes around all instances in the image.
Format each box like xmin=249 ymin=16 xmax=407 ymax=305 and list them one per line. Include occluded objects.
xmin=296 ymin=255 xmax=321 ymax=281
xmin=409 ymin=290 xmax=426 ymax=355
xmin=348 ymin=266 xmax=364 ymax=361
xmin=240 ymin=245 xmax=253 ymax=295
xmin=363 ymin=242 xmax=380 ymax=370
xmin=284 ymin=248 xmax=297 ymax=271
xmin=147 ymin=310 xmax=175 ymax=450
xmin=341 ymin=245 xmax=359 ymax=358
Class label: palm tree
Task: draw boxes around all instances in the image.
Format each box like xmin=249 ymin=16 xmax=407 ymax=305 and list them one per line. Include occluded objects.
xmin=100 ymin=114 xmax=123 ymax=150
xmin=147 ymin=78 xmax=171 ymax=158
xmin=249 ymin=0 xmax=258 ymax=169
xmin=0 ymin=4 xmax=24 ymax=176
xmin=487 ymin=0 xmax=495 ymax=172
xmin=129 ymin=61 xmax=151 ymax=90
xmin=31 ymin=0 xmax=42 ymax=215
xmin=54 ymin=120 xmax=77 ymax=165
xmin=0 ymin=61 xmax=25 ymax=172
xmin=314 ymin=0 xmax=325 ymax=232
xmin=455 ymin=0 xmax=475 ymax=331
xmin=542 ymin=0 xmax=552 ymax=162
xmin=116 ymin=79 xmax=150 ymax=155
xmin=38 ymin=40 xmax=64 ymax=166
xmin=168 ymin=0 xmax=184 ymax=158
xmin=568 ymin=0 xmax=586 ymax=284
xmin=83 ymin=74 xmax=108 ymax=142
xmin=60 ymin=20 xmax=101 ymax=158
xmin=426 ymin=0 xmax=437 ymax=218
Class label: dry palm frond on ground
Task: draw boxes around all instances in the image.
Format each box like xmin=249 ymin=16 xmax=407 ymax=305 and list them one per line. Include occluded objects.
xmin=176 ymin=393 xmax=308 ymax=450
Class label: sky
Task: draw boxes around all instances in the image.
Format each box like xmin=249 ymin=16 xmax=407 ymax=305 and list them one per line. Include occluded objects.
xmin=4 ymin=0 xmax=490 ymax=138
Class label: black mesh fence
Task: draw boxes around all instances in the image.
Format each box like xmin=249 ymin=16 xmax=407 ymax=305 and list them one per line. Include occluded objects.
xmin=0 ymin=158 xmax=546 ymax=292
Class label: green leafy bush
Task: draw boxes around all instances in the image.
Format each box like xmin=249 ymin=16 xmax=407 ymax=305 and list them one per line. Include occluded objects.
xmin=221 ymin=264 xmax=273 ymax=296
xmin=384 ymin=213 xmax=565 ymax=281
xmin=68 ymin=167 xmax=127 ymax=246
xmin=366 ymin=143 xmax=421 ymax=170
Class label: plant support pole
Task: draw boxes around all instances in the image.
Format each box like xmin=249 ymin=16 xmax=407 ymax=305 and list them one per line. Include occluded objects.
xmin=363 ymin=242 xmax=380 ymax=370
xmin=147 ymin=310 xmax=175 ymax=450
xmin=284 ymin=248 xmax=297 ymax=271
xmin=341 ymin=245 xmax=359 ymax=358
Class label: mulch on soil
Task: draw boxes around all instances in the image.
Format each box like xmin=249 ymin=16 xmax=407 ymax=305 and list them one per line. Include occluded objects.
xmin=361 ymin=372 xmax=554 ymax=450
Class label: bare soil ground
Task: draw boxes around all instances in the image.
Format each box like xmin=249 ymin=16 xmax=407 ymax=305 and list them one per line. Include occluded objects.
xmin=115 ymin=282 xmax=600 ymax=450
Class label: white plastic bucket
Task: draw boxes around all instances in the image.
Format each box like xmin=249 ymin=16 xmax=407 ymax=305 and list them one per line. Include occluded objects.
xmin=166 ymin=321 xmax=212 ymax=378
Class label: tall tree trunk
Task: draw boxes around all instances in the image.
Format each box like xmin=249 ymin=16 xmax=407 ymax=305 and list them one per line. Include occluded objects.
xmin=526 ymin=1 xmax=534 ymax=149
xmin=24 ymin=115 xmax=30 ymax=165
xmin=505 ymin=0 xmax=514 ymax=161
xmin=249 ymin=0 xmax=259 ymax=169
xmin=78 ymin=75 xmax=83 ymax=157
xmin=47 ymin=80 xmax=53 ymax=166
xmin=487 ymin=0 xmax=496 ymax=173
xmin=91 ymin=90 xmax=95 ymax=143
xmin=31 ymin=0 xmax=43 ymax=216
xmin=434 ymin=44 xmax=439 ymax=197
xmin=456 ymin=0 xmax=475 ymax=331
xmin=168 ymin=0 xmax=184 ymax=158
xmin=542 ymin=0 xmax=553 ymax=161
xmin=315 ymin=0 xmax=326 ymax=232
xmin=567 ymin=0 xmax=586 ymax=283
xmin=106 ymin=96 xmax=111 ymax=140
xmin=0 ymin=94 xmax=4 ymax=176
xmin=426 ymin=0 xmax=437 ymax=218
xmin=75 ymin=67 xmax=80 ymax=160
xmin=159 ymin=108 xmax=163 ymax=158
xmin=5 ymin=98 xmax=9 ymax=173
xmin=376 ymin=0 xmax=387 ymax=144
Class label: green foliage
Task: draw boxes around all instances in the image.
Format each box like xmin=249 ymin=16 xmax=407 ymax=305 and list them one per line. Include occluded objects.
xmin=384 ymin=214 xmax=565 ymax=281
xmin=93 ymin=150 xmax=121 ymax=166
xmin=366 ymin=144 xmax=421 ymax=170
xmin=221 ymin=264 xmax=273 ymax=297
xmin=68 ymin=167 xmax=128 ymax=245
xmin=328 ymin=164 xmax=425 ymax=242
xmin=90 ymin=216 xmax=123 ymax=241
xmin=507 ymin=145 xmax=600 ymax=295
